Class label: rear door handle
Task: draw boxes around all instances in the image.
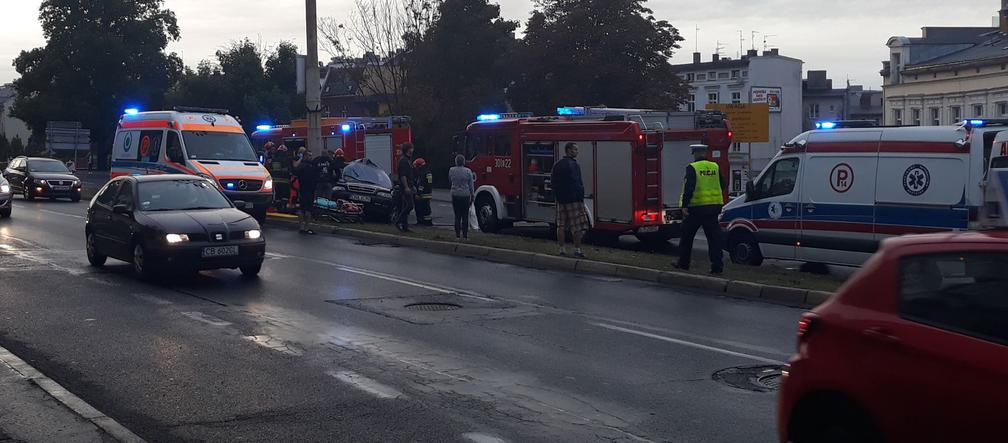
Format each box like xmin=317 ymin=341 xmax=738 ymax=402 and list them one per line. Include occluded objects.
xmin=862 ymin=327 xmax=901 ymax=344
xmin=805 ymin=205 xmax=816 ymax=213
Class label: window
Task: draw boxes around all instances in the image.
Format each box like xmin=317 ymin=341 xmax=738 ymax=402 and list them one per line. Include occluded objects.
xmin=137 ymin=180 xmax=232 ymax=212
xmin=731 ymin=92 xmax=742 ymax=104
xmin=732 ymin=170 xmax=742 ymax=193
xmin=999 ymin=102 xmax=1008 ymax=116
xmin=96 ymin=180 xmax=122 ymax=207
xmin=900 ymin=252 xmax=1008 ymax=345
xmin=465 ymin=134 xmax=484 ymax=159
xmin=731 ymin=70 xmax=740 ymax=79
xmin=951 ymin=106 xmax=962 ymax=123
xmin=718 ymin=72 xmax=730 ymax=80
xmin=912 ymin=108 xmax=921 ymax=126
xmin=27 ymin=159 xmax=70 ymax=173
xmin=139 ymin=130 xmax=163 ymax=163
xmin=114 ymin=181 xmax=134 ymax=209
xmin=893 ymin=109 xmax=903 ymax=126
xmin=686 ymin=94 xmax=696 ymax=112
xmin=182 ymin=132 xmax=257 ymax=162
xmin=707 ymin=92 xmax=719 ymax=104
xmin=708 ymin=71 xmax=716 ymax=79
xmin=732 ymin=142 xmax=741 ymax=152
xmin=809 ymin=104 xmax=820 ymax=119
xmin=829 ymin=104 xmax=835 ymax=112
xmin=696 ymin=73 xmax=707 ymax=81
xmin=931 ymin=108 xmax=941 ymax=126
xmin=686 ymin=73 xmax=695 ymax=81
xmin=166 ymin=131 xmax=184 ymax=163
xmin=752 ymin=158 xmax=799 ymax=200
xmin=494 ymin=134 xmax=512 ymax=156
xmin=741 ymin=70 xmax=748 ymax=78
xmin=974 ymin=104 xmax=985 ymax=117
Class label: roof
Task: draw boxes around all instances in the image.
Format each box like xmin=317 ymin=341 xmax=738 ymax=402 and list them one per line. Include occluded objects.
xmin=905 ymin=31 xmax=1008 ymax=70
xmin=120 ymin=111 xmax=244 ymax=133
xmin=882 ymin=230 xmax=1008 ymax=249
xmin=120 ymin=174 xmax=207 ymax=183
xmin=671 ymin=58 xmax=749 ymax=72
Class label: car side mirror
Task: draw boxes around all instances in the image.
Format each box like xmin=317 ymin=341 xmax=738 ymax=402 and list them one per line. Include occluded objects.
xmin=954 ymin=139 xmax=968 ymax=149
xmin=113 ymin=204 xmax=131 ymax=215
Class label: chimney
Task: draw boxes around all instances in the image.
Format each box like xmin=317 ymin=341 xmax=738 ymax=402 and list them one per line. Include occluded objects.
xmin=747 ymin=49 xmax=758 ymax=58
xmin=712 ymin=53 xmax=720 ymax=62
xmin=770 ymin=48 xmax=779 ymax=56
xmin=693 ymin=52 xmax=701 ymax=64
xmin=762 ymin=50 xmax=772 ymax=56
xmin=1001 ymin=0 xmax=1008 ymax=35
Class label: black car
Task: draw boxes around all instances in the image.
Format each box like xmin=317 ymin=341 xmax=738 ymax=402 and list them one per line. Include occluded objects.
xmin=2 ymin=156 xmax=82 ymax=202
xmin=331 ymin=159 xmax=395 ymax=220
xmin=85 ymin=175 xmax=266 ymax=279
xmin=0 ymin=175 xmax=12 ymax=218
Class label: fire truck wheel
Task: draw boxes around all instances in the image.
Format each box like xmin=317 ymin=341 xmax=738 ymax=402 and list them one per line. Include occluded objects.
xmin=728 ymin=230 xmax=763 ymax=266
xmin=475 ymin=195 xmax=501 ymax=233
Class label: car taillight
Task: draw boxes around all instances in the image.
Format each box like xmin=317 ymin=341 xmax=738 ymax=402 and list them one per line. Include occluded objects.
xmin=797 ymin=313 xmax=817 ymax=351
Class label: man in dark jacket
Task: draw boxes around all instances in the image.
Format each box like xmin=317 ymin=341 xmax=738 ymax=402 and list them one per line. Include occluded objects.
xmin=314 ymin=149 xmax=335 ymax=200
xmin=677 ymin=144 xmax=727 ymax=274
xmin=396 ymin=143 xmax=416 ymax=232
xmin=293 ymin=147 xmax=319 ymax=235
xmin=551 ymin=142 xmax=588 ymax=257
xmin=413 ymin=157 xmax=433 ymax=226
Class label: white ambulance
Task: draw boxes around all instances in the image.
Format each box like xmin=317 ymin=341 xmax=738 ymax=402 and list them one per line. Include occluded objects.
xmin=720 ymin=119 xmax=1008 ymax=267
xmin=980 ymin=127 xmax=1008 ymax=226
xmin=110 ymin=107 xmax=273 ymax=221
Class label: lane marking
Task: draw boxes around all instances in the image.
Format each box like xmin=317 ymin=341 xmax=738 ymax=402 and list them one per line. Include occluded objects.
xmin=38 ymin=209 xmax=86 ymax=219
xmin=0 ymin=346 xmax=147 ymax=443
xmin=243 ymin=335 xmax=303 ymax=356
xmin=288 ymin=255 xmax=453 ymax=294
xmin=180 ymin=311 xmax=232 ymax=327
xmin=591 ymin=322 xmax=785 ymax=365
xmin=327 ymin=370 xmax=405 ymax=399
xmin=462 ymin=433 xmax=508 ymax=443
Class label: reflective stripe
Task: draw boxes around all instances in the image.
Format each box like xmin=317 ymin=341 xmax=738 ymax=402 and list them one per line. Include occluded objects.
xmin=683 ymin=160 xmax=723 ymax=207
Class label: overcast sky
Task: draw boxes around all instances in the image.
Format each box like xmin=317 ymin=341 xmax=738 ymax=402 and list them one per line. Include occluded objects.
xmin=0 ymin=0 xmax=1002 ymax=90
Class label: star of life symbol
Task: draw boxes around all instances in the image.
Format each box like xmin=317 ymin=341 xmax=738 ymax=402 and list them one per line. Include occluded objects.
xmin=903 ymin=164 xmax=930 ymax=197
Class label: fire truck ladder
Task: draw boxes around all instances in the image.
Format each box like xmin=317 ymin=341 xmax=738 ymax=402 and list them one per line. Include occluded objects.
xmin=643 ymin=134 xmax=662 ymax=207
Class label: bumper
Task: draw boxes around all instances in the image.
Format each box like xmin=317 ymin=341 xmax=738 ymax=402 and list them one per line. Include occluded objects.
xmin=149 ymin=240 xmax=266 ymax=271
xmin=223 ymin=191 xmax=274 ymax=212
xmin=32 ymin=186 xmax=82 ymax=198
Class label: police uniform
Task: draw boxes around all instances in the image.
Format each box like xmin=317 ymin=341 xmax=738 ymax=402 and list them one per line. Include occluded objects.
xmin=677 ymin=146 xmax=726 ymax=273
xmin=413 ymin=158 xmax=434 ymax=226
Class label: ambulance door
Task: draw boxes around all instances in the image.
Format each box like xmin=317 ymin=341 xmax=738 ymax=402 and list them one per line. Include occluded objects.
xmin=798 ymin=145 xmax=880 ymax=265
xmin=746 ymin=156 xmax=801 ymax=260
xmin=522 ymin=142 xmax=556 ymax=222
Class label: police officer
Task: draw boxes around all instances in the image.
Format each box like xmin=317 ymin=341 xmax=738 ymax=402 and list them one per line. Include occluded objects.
xmin=413 ymin=157 xmax=433 ymax=226
xmin=677 ymin=144 xmax=727 ymax=274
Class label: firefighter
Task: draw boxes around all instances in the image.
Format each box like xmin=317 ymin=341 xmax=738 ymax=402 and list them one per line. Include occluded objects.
xmin=413 ymin=157 xmax=434 ymax=226
xmin=677 ymin=144 xmax=727 ymax=274
xmin=333 ymin=148 xmax=347 ymax=182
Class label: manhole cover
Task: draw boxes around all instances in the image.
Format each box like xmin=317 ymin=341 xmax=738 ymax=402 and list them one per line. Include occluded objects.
xmin=404 ymin=302 xmax=462 ymax=312
xmin=712 ymin=365 xmax=786 ymax=392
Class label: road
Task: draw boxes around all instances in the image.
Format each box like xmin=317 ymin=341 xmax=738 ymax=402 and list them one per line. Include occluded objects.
xmin=0 ymin=197 xmax=803 ymax=442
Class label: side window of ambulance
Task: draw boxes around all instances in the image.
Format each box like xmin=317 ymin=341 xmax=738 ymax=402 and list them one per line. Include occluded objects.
xmin=139 ymin=130 xmax=163 ymax=163
xmin=166 ymin=131 xmax=184 ymax=163
xmin=754 ymin=158 xmax=799 ymax=199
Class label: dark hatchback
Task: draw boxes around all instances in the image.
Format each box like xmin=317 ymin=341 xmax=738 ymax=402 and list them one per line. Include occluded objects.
xmin=331 ymin=159 xmax=395 ymax=220
xmin=85 ymin=175 xmax=266 ymax=279
xmin=2 ymin=156 xmax=82 ymax=201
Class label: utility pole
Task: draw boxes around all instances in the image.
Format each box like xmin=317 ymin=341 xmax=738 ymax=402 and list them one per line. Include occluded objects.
xmin=305 ymin=0 xmax=322 ymax=155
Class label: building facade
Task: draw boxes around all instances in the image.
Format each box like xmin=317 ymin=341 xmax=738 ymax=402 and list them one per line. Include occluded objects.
xmin=0 ymin=84 xmax=32 ymax=146
xmin=882 ymin=2 xmax=1008 ymax=126
xmin=672 ymin=49 xmax=803 ymax=193
xmin=803 ymin=70 xmax=883 ymax=131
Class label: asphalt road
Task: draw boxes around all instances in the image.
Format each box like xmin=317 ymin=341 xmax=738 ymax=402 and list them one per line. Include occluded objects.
xmin=0 ymin=196 xmax=803 ymax=442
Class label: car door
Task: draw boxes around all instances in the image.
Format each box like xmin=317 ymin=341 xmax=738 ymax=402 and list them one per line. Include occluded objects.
xmin=108 ymin=180 xmax=136 ymax=258
xmin=5 ymin=158 xmax=25 ymax=192
xmin=89 ymin=180 xmax=121 ymax=253
xmin=746 ymin=156 xmax=801 ymax=260
xmin=798 ymin=150 xmax=879 ymax=265
xmin=856 ymin=249 xmax=1008 ymax=442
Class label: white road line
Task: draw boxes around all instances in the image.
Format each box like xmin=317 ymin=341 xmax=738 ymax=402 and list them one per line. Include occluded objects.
xmin=180 ymin=311 xmax=232 ymax=327
xmin=0 ymin=346 xmax=146 ymax=443
xmin=591 ymin=322 xmax=786 ymax=365
xmin=327 ymin=370 xmax=405 ymax=399
xmin=38 ymin=209 xmax=86 ymax=219
xmin=290 ymin=255 xmax=453 ymax=294
xmin=462 ymin=433 xmax=508 ymax=443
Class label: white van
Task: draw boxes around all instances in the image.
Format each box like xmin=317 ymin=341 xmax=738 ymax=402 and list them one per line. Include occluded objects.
xmin=720 ymin=120 xmax=1008 ymax=267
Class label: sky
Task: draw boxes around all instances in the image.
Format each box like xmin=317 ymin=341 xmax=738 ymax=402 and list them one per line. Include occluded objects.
xmin=0 ymin=0 xmax=1002 ymax=90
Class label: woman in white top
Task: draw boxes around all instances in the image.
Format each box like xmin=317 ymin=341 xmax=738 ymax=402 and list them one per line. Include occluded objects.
xmin=448 ymin=154 xmax=476 ymax=239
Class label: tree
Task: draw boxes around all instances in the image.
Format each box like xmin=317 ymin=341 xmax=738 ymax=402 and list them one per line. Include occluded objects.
xmin=405 ymin=0 xmax=518 ymax=181
xmin=9 ymin=136 xmax=24 ymax=159
xmin=12 ymin=0 xmax=183 ymax=168
xmin=166 ymin=40 xmax=303 ymax=132
xmin=0 ymin=136 xmax=9 ymax=162
xmin=509 ymin=0 xmax=688 ymax=114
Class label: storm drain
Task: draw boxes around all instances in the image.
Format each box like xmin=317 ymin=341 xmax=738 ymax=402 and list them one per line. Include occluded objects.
xmin=404 ymin=302 xmax=462 ymax=312
xmin=712 ymin=365 xmax=786 ymax=392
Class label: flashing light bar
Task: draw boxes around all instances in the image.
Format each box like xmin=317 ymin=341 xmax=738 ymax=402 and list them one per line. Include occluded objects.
xmin=124 ymin=108 xmax=140 ymax=116
xmin=341 ymin=123 xmax=352 ymax=132
xmin=557 ymin=107 xmax=586 ymax=116
xmin=255 ymin=124 xmax=272 ymax=131
xmin=967 ymin=119 xmax=986 ymax=126
xmin=477 ymin=114 xmax=501 ymax=121
xmin=815 ymin=121 xmax=838 ymax=130
xmin=226 ymin=182 xmax=236 ymax=190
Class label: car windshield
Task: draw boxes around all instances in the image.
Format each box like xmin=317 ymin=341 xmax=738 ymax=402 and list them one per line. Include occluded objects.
xmin=137 ymin=179 xmax=232 ymax=211
xmin=183 ymin=131 xmax=257 ymax=162
xmin=343 ymin=161 xmax=392 ymax=188
xmin=28 ymin=160 xmax=70 ymax=173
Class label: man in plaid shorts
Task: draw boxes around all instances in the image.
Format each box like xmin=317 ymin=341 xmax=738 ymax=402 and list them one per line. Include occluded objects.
xmin=551 ymin=142 xmax=589 ymax=257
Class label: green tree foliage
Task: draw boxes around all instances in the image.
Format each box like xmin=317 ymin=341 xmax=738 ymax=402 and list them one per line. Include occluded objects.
xmin=167 ymin=40 xmax=303 ymax=133
xmin=509 ymin=0 xmax=687 ymax=114
xmin=0 ymin=136 xmax=9 ymax=162
xmin=11 ymin=0 xmax=183 ymax=167
xmin=9 ymin=136 xmax=25 ymax=159
xmin=405 ymin=0 xmax=518 ymax=181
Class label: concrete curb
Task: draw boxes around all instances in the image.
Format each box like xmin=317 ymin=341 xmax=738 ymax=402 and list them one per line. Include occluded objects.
xmin=266 ymin=215 xmax=833 ymax=309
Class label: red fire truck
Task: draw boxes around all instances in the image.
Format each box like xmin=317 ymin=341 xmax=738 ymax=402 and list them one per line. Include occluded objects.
xmin=251 ymin=116 xmax=412 ymax=174
xmin=464 ymin=110 xmax=731 ymax=244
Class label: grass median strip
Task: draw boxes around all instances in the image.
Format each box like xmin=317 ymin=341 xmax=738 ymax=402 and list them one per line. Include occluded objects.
xmin=307 ymin=220 xmax=845 ymax=292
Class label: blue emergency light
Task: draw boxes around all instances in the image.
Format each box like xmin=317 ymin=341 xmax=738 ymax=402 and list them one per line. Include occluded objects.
xmin=815 ymin=121 xmax=838 ymax=130
xmin=255 ymin=124 xmax=272 ymax=131
xmin=557 ymin=107 xmax=586 ymax=116
xmin=124 ymin=108 xmax=140 ymax=116
xmin=341 ymin=123 xmax=352 ymax=132
xmin=226 ymin=182 xmax=236 ymax=190
xmin=477 ymin=114 xmax=501 ymax=121
xmin=968 ymin=119 xmax=986 ymax=126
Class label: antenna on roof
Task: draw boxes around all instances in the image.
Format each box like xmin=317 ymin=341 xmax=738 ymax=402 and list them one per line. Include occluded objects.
xmin=751 ymin=31 xmax=760 ymax=51
xmin=716 ymin=40 xmax=725 ymax=57
xmin=738 ymin=30 xmax=744 ymax=58
xmin=695 ymin=25 xmax=700 ymax=53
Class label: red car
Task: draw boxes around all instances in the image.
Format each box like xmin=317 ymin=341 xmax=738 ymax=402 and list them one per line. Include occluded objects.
xmin=778 ymin=230 xmax=1008 ymax=443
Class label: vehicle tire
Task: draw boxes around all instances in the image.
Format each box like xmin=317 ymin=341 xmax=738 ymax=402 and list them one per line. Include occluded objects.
xmin=23 ymin=187 xmax=34 ymax=201
xmin=790 ymin=399 xmax=881 ymax=443
xmin=86 ymin=232 xmax=106 ymax=267
xmin=728 ymin=230 xmax=763 ymax=266
xmin=0 ymin=208 xmax=10 ymax=218
xmin=132 ymin=242 xmax=154 ymax=280
xmin=240 ymin=261 xmax=263 ymax=278
xmin=475 ymin=194 xmax=500 ymax=233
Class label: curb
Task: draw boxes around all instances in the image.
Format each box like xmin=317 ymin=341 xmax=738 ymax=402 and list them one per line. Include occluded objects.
xmin=266 ymin=214 xmax=833 ymax=309
xmin=0 ymin=346 xmax=146 ymax=443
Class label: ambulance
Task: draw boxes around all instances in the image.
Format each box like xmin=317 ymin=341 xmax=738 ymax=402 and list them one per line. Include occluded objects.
xmin=720 ymin=119 xmax=1008 ymax=267
xmin=979 ymin=126 xmax=1008 ymax=226
xmin=110 ymin=107 xmax=274 ymax=221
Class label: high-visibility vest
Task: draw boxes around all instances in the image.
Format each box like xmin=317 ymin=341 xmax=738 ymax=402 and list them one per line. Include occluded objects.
xmin=682 ymin=160 xmax=723 ymax=207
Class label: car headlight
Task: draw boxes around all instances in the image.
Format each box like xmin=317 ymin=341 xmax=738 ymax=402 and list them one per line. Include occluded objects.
xmin=73 ymin=180 xmax=81 ymax=186
xmin=245 ymin=229 xmax=262 ymax=240
xmin=165 ymin=234 xmax=190 ymax=244
xmin=333 ymin=185 xmax=347 ymax=192
xmin=0 ymin=184 xmax=9 ymax=193
xmin=378 ymin=191 xmax=392 ymax=198
xmin=263 ymin=178 xmax=273 ymax=191
xmin=37 ymin=179 xmax=47 ymax=185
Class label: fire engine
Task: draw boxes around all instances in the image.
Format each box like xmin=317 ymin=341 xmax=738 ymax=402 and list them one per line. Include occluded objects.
xmin=251 ymin=116 xmax=412 ymax=174
xmin=463 ymin=109 xmax=732 ymax=244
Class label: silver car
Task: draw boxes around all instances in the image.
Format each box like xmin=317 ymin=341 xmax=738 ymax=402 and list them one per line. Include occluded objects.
xmin=0 ymin=175 xmax=11 ymax=218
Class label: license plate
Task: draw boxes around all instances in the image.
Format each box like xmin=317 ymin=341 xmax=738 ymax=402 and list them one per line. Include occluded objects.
xmin=202 ymin=245 xmax=239 ymax=258
xmin=52 ymin=186 xmax=70 ymax=191
xmin=350 ymin=194 xmax=371 ymax=203
xmin=638 ymin=226 xmax=659 ymax=233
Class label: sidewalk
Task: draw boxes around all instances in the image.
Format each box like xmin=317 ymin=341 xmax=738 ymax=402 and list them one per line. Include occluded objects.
xmin=0 ymin=347 xmax=140 ymax=442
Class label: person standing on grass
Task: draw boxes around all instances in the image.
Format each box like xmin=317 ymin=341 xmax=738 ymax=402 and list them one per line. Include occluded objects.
xmin=396 ymin=143 xmax=417 ymax=232
xmin=676 ymin=144 xmax=727 ymax=274
xmin=551 ymin=142 xmax=588 ymax=257
xmin=449 ymin=154 xmax=475 ymax=240
xmin=293 ymin=147 xmax=319 ymax=235
xmin=314 ymin=149 xmax=335 ymax=200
